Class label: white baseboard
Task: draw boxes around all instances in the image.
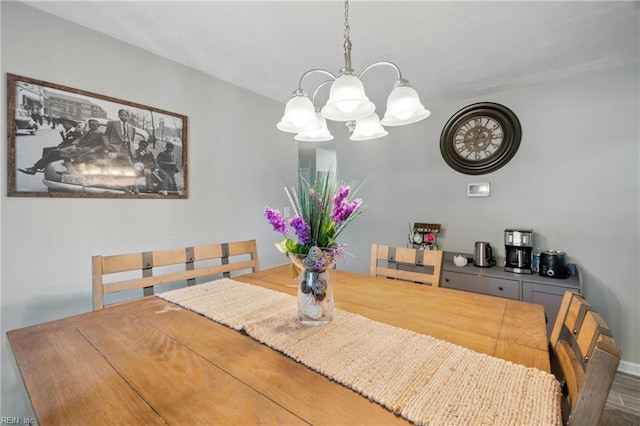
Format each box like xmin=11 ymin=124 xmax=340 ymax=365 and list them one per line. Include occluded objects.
xmin=618 ymin=360 xmax=640 ymax=377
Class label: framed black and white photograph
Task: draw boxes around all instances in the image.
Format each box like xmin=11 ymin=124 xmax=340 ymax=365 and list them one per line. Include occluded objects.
xmin=7 ymin=73 xmax=188 ymax=198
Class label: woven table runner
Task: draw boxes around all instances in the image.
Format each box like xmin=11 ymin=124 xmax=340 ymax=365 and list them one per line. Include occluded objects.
xmin=158 ymin=278 xmax=561 ymax=426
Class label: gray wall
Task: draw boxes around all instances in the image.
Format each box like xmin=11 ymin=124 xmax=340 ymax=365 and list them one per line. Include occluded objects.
xmin=1 ymin=0 xmax=639 ymax=418
xmin=1 ymin=2 xmax=296 ymax=415
xmin=336 ymin=63 xmax=640 ymax=374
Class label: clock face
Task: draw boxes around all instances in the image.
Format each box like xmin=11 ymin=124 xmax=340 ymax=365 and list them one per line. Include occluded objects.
xmin=440 ymin=103 xmax=521 ymax=175
xmin=453 ymin=116 xmax=504 ymax=161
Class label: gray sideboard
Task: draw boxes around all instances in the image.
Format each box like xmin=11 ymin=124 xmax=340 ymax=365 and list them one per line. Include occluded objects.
xmin=441 ymin=252 xmax=582 ymax=338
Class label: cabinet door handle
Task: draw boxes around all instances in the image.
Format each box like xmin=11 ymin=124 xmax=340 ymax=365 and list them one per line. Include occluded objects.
xmin=498 ymin=286 xmax=504 ymax=291
xmin=445 ymin=278 xmax=450 ymax=283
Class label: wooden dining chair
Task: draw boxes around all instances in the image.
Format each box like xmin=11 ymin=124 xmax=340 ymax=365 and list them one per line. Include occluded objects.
xmin=549 ymin=291 xmax=621 ymax=426
xmin=92 ymin=239 xmax=260 ymax=310
xmin=370 ymin=244 xmax=443 ymax=287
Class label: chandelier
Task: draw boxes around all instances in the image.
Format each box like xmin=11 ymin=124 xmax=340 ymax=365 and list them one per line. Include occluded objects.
xmin=277 ymin=0 xmax=430 ymax=142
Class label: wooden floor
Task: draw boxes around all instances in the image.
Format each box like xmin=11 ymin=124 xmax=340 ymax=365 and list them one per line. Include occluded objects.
xmin=601 ymin=372 xmax=640 ymax=425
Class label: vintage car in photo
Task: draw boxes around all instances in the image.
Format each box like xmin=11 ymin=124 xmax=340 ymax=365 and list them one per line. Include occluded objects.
xmin=42 ymin=157 xmax=163 ymax=194
xmin=15 ymin=108 xmax=38 ymax=135
xmin=41 ymin=119 xmax=163 ymax=194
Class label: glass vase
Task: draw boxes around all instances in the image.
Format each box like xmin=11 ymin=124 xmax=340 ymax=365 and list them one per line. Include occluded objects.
xmin=289 ymin=248 xmax=339 ymax=326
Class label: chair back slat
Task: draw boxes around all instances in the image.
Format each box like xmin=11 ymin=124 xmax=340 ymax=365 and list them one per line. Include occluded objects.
xmin=194 ymin=244 xmax=225 ymax=260
xmin=153 ymin=248 xmax=189 ymax=266
xmin=568 ymin=343 xmax=621 ymax=425
xmin=101 ymin=253 xmax=144 ymax=274
xmin=549 ymin=291 xmax=621 ymax=425
xmin=555 ymin=340 xmax=585 ymax=409
xmin=92 ymin=239 xmax=259 ymax=310
xmin=370 ymin=243 xmax=443 ymax=287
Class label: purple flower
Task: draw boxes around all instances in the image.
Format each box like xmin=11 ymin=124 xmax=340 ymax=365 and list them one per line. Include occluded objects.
xmin=264 ymin=206 xmax=287 ymax=235
xmin=332 ymin=186 xmax=350 ymax=207
xmin=328 ymin=244 xmax=346 ymax=258
xmin=290 ymin=215 xmax=311 ymax=245
xmin=333 ymin=198 xmax=362 ymax=225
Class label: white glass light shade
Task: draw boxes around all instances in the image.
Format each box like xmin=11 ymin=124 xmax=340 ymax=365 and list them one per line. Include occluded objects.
xmin=349 ymin=113 xmax=388 ymax=141
xmin=277 ymin=95 xmax=318 ymax=133
xmin=321 ymin=74 xmax=375 ymax=121
xmin=380 ymin=85 xmax=431 ymax=126
xmin=295 ymin=113 xmax=334 ymax=142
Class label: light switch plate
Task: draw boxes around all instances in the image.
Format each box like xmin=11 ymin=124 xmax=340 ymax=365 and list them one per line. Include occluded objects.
xmin=467 ymin=182 xmax=490 ymax=197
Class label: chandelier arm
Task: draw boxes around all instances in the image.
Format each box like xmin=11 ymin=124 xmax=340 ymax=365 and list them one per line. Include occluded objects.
xmin=297 ymin=69 xmax=337 ymax=92
xmin=358 ymin=61 xmax=402 ymax=81
xmin=311 ymin=80 xmax=334 ymax=107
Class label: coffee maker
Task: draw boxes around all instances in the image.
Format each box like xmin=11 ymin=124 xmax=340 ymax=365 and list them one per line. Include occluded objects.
xmin=504 ymin=229 xmax=533 ymax=274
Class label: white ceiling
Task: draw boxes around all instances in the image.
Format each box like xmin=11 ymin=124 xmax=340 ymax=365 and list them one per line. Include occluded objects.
xmin=23 ymin=1 xmax=639 ymax=111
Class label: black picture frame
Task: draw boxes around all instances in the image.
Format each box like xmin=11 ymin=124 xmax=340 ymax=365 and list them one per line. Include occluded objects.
xmin=7 ymin=73 xmax=188 ymax=198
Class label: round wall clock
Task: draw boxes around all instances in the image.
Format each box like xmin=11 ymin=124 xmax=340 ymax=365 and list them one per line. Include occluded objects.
xmin=439 ymin=102 xmax=522 ymax=175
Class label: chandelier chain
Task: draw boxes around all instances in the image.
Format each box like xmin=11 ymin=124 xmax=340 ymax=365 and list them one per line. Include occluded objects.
xmin=343 ymin=0 xmax=350 ymax=41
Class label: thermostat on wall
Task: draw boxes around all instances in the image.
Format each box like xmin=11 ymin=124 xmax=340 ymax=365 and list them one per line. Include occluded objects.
xmin=467 ymin=182 xmax=490 ymax=197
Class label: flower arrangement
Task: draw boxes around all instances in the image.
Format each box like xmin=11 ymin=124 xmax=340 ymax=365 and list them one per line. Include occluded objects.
xmin=264 ymin=170 xmax=366 ymax=269
xmin=265 ymin=170 xmax=367 ymax=325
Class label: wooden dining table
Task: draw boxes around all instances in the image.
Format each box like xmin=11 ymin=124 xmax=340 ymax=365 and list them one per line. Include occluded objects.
xmin=7 ymin=265 xmax=550 ymax=425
